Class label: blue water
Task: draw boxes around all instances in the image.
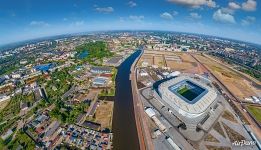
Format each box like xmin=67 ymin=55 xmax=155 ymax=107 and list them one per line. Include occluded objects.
xmin=34 ymin=63 xmax=54 ymax=71
xmin=78 ymin=50 xmax=89 ymax=59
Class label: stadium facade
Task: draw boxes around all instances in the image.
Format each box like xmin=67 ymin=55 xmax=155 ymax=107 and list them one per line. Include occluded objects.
xmin=153 ymin=74 xmax=223 ymax=141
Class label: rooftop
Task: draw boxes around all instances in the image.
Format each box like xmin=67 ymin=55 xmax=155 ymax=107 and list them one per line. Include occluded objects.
xmin=157 ymin=74 xmax=217 ymax=115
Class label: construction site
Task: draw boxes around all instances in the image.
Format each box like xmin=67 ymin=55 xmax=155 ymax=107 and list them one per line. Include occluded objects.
xmin=134 ymin=49 xmax=261 ymax=150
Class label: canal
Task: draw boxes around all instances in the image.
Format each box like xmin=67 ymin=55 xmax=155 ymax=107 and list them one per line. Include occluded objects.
xmin=112 ymin=50 xmax=141 ymax=150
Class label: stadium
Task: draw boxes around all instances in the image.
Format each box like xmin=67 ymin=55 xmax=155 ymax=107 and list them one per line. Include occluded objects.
xmin=153 ymin=74 xmax=222 ymax=141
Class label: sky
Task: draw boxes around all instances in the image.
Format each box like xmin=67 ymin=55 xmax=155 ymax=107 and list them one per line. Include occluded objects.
xmin=0 ymin=0 xmax=260 ymax=45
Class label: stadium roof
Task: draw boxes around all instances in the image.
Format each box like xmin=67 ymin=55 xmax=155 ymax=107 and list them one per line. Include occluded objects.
xmin=158 ymin=75 xmax=217 ymax=116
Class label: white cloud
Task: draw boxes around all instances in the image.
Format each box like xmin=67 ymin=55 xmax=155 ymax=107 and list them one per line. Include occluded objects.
xmin=74 ymin=21 xmax=85 ymax=26
xmin=172 ymin=11 xmax=179 ymax=16
xmin=228 ymin=2 xmax=241 ymax=9
xmin=190 ymin=12 xmax=202 ymax=19
xmin=221 ymin=7 xmax=235 ymax=14
xmin=69 ymin=20 xmax=85 ymax=27
xmin=95 ymin=7 xmax=114 ymax=13
xmin=167 ymin=0 xmax=216 ymax=8
xmin=160 ymin=12 xmax=173 ymax=20
xmin=119 ymin=17 xmax=125 ymax=22
xmin=206 ymin=0 xmax=217 ymax=8
xmin=213 ymin=9 xmax=236 ymax=24
xmin=241 ymin=16 xmax=256 ymax=26
xmin=221 ymin=2 xmax=240 ymax=15
xmin=242 ymin=0 xmax=257 ymax=11
xmin=127 ymin=1 xmax=137 ymax=7
xmin=29 ymin=21 xmax=50 ymax=27
xmin=129 ymin=15 xmax=144 ymax=22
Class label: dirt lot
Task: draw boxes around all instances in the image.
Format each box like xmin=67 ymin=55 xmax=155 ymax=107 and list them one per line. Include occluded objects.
xmin=139 ymin=50 xmax=206 ymax=74
xmin=193 ymin=54 xmax=260 ymax=100
xmin=141 ymin=55 xmax=153 ymax=65
xmin=95 ymin=101 xmax=114 ymax=130
xmin=85 ymin=89 xmax=101 ymax=100
xmin=154 ymin=56 xmax=165 ymax=67
xmin=139 ymin=51 xmax=166 ymax=67
xmin=0 ymin=100 xmax=10 ymax=110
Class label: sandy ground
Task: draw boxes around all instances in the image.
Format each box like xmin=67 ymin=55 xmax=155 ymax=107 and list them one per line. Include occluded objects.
xmin=85 ymin=89 xmax=101 ymax=100
xmin=139 ymin=54 xmax=153 ymax=66
xmin=193 ymin=54 xmax=260 ymax=100
xmin=139 ymin=51 xmax=209 ymax=75
xmin=95 ymin=101 xmax=114 ymax=130
xmin=154 ymin=56 xmax=165 ymax=67
xmin=0 ymin=100 xmax=10 ymax=110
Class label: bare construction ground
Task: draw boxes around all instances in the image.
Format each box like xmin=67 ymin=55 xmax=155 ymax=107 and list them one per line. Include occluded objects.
xmin=140 ymin=54 xmax=153 ymax=66
xmin=95 ymin=101 xmax=114 ymax=130
xmin=166 ymin=53 xmax=198 ymax=73
xmin=0 ymin=100 xmax=10 ymax=110
xmin=139 ymin=50 xmax=208 ymax=75
xmin=139 ymin=50 xmax=166 ymax=67
xmin=154 ymin=56 xmax=165 ymax=67
xmin=193 ymin=54 xmax=261 ymax=100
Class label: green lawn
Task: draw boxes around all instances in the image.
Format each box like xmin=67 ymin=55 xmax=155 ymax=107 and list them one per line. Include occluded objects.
xmin=177 ymin=86 xmax=189 ymax=95
xmin=177 ymin=86 xmax=198 ymax=101
xmin=247 ymin=105 xmax=261 ymax=123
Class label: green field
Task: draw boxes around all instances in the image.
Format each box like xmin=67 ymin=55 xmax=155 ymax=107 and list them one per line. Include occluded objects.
xmin=247 ymin=105 xmax=261 ymax=123
xmin=177 ymin=86 xmax=198 ymax=101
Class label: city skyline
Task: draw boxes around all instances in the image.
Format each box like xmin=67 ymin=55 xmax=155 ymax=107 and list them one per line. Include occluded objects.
xmin=0 ymin=0 xmax=260 ymax=45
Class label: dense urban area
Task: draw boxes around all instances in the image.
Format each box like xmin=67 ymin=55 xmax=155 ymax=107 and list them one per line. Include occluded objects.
xmin=0 ymin=31 xmax=260 ymax=150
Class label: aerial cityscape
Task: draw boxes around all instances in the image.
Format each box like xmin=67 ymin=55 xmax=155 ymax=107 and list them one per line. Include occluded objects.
xmin=0 ymin=1 xmax=261 ymax=150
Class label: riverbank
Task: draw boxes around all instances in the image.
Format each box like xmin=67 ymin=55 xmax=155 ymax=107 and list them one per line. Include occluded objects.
xmin=112 ymin=50 xmax=141 ymax=150
xmin=130 ymin=50 xmax=154 ymax=150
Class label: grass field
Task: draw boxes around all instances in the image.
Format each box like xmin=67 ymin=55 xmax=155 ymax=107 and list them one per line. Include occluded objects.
xmin=246 ymin=105 xmax=261 ymax=124
xmin=177 ymin=86 xmax=198 ymax=101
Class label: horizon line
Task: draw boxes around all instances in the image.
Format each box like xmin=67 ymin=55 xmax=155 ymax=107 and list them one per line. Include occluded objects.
xmin=1 ymin=29 xmax=261 ymax=50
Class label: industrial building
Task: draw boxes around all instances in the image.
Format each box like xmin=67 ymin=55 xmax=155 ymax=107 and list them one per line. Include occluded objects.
xmin=92 ymin=77 xmax=109 ymax=87
xmin=90 ymin=66 xmax=113 ymax=74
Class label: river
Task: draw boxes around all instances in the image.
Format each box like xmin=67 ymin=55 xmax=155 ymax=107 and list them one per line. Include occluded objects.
xmin=112 ymin=50 xmax=141 ymax=150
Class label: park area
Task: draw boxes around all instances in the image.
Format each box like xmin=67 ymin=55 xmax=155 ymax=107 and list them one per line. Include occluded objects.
xmin=75 ymin=41 xmax=114 ymax=65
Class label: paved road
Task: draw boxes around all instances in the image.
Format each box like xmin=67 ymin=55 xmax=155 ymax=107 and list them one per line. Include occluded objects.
xmin=130 ymin=50 xmax=154 ymax=150
xmin=140 ymin=87 xmax=195 ymax=150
